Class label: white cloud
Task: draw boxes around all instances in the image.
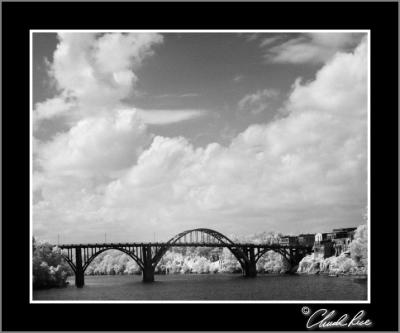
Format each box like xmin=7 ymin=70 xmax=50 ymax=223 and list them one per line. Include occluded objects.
xmin=33 ymin=32 xmax=163 ymax=130
xmin=244 ymin=33 xmax=259 ymax=42
xmin=52 ymin=33 xmax=163 ymax=109
xmin=238 ymin=89 xmax=279 ymax=115
xmin=259 ymin=36 xmax=282 ymax=47
xmin=37 ymin=109 xmax=151 ymax=177
xmin=180 ymin=93 xmax=200 ymax=98
xmin=233 ymin=75 xmax=243 ymax=83
xmin=136 ymin=109 xmax=207 ymax=125
xmin=263 ymin=33 xmax=364 ymax=64
xmin=34 ymin=96 xmax=75 ymax=121
xmin=33 ymin=36 xmax=368 ymax=242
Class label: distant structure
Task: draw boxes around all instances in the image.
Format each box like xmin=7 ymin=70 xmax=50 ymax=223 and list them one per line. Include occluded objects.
xmin=279 ymin=235 xmax=298 ymax=246
xmin=298 ymin=234 xmax=315 ymax=247
xmin=315 ymin=233 xmax=323 ymax=244
xmin=331 ymin=227 xmax=357 ymax=255
xmin=279 ymin=227 xmax=358 ymax=258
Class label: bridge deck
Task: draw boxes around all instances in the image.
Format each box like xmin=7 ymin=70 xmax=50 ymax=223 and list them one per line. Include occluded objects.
xmin=57 ymin=242 xmax=311 ymax=249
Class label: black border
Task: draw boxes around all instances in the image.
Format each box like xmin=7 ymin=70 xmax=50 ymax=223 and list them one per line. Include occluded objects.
xmin=2 ymin=1 xmax=398 ymax=331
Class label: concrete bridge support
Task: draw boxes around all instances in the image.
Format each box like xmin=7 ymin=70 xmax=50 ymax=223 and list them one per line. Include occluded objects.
xmin=75 ymin=247 xmax=85 ymax=288
xmin=142 ymin=265 xmax=155 ymax=283
xmin=142 ymin=246 xmax=155 ymax=283
xmin=243 ymin=261 xmax=257 ymax=277
xmin=243 ymin=247 xmax=257 ymax=278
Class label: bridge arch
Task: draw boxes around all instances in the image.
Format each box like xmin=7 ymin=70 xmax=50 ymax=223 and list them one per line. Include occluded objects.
xmin=152 ymin=228 xmax=249 ymax=270
xmin=254 ymin=246 xmax=312 ymax=272
xmin=82 ymin=247 xmax=144 ymax=272
xmin=166 ymin=228 xmax=237 ymax=245
xmin=254 ymin=247 xmax=291 ymax=266
xmin=61 ymin=247 xmax=145 ymax=274
xmin=62 ymin=254 xmax=77 ymax=274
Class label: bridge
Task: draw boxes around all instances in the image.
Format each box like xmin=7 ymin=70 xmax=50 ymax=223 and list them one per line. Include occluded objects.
xmin=58 ymin=228 xmax=313 ymax=288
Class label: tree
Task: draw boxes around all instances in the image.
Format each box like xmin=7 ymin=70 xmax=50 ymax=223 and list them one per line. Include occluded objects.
xmin=349 ymin=224 xmax=368 ymax=268
xmin=32 ymin=237 xmax=73 ymax=289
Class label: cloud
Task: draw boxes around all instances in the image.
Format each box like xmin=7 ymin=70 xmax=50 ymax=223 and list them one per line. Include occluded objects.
xmin=180 ymin=93 xmax=200 ymax=98
xmin=233 ymin=75 xmax=243 ymax=83
xmin=33 ymin=36 xmax=368 ymax=243
xmin=33 ymin=96 xmax=77 ymax=134
xmin=263 ymin=33 xmax=364 ymax=64
xmin=238 ymin=89 xmax=279 ymax=115
xmin=33 ymin=32 xmax=163 ymax=130
xmin=154 ymin=92 xmax=200 ymax=98
xmin=34 ymin=96 xmax=75 ymax=121
xmin=36 ymin=109 xmax=151 ymax=177
xmin=52 ymin=32 xmax=163 ymax=107
xmin=259 ymin=36 xmax=282 ymax=47
xmin=136 ymin=109 xmax=207 ymax=125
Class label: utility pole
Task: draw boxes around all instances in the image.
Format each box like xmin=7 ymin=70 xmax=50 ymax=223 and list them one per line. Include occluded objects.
xmin=57 ymin=234 xmax=60 ymax=245
xmin=104 ymin=233 xmax=107 ymax=243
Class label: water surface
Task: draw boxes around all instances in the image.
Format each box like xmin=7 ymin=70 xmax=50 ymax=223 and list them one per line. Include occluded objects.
xmin=33 ymin=273 xmax=367 ymax=301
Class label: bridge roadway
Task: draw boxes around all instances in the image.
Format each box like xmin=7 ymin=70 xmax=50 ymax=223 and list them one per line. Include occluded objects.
xmin=59 ymin=242 xmax=306 ymax=248
xmin=58 ymin=228 xmax=313 ymax=288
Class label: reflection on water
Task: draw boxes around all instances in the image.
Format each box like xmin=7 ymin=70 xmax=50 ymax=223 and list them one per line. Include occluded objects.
xmin=33 ymin=274 xmax=367 ymax=301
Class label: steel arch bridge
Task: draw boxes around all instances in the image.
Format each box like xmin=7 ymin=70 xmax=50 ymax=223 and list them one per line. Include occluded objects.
xmin=58 ymin=228 xmax=312 ymax=288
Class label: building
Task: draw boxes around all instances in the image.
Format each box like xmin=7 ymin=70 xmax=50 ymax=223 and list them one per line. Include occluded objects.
xmin=326 ymin=232 xmax=336 ymax=240
xmin=298 ymin=233 xmax=315 ymax=247
xmin=331 ymin=227 xmax=357 ymax=256
xmin=278 ymin=227 xmax=357 ymax=257
xmin=332 ymin=227 xmax=357 ymax=239
xmin=313 ymin=239 xmax=336 ymax=258
xmin=315 ymin=233 xmax=323 ymax=244
xmin=279 ymin=236 xmax=298 ymax=246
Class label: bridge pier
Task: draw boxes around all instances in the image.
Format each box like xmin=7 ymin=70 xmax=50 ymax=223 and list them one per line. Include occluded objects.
xmin=243 ymin=247 xmax=257 ymax=278
xmin=142 ymin=245 xmax=155 ymax=283
xmin=75 ymin=269 xmax=85 ymax=288
xmin=285 ymin=248 xmax=309 ymax=274
xmin=243 ymin=261 xmax=257 ymax=277
xmin=75 ymin=247 xmax=85 ymax=288
xmin=142 ymin=265 xmax=155 ymax=283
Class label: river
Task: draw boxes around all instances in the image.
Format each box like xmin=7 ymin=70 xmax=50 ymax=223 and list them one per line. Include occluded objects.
xmin=33 ymin=273 xmax=367 ymax=301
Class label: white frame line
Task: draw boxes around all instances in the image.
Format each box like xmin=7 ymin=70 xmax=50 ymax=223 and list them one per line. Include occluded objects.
xmin=29 ymin=29 xmax=371 ymax=304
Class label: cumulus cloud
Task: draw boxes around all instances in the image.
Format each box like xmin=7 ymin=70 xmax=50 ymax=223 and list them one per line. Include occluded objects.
xmin=238 ymin=89 xmax=279 ymax=115
xmin=34 ymin=96 xmax=75 ymax=122
xmin=33 ymin=35 xmax=368 ymax=243
xmin=51 ymin=32 xmax=163 ymax=110
xmin=36 ymin=109 xmax=151 ymax=177
xmin=33 ymin=32 xmax=164 ymax=130
xmin=263 ymin=33 xmax=364 ymax=64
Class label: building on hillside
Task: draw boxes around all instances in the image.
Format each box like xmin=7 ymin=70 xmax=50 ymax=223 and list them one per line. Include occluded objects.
xmin=279 ymin=236 xmax=298 ymax=246
xmin=315 ymin=233 xmax=323 ymax=244
xmin=298 ymin=233 xmax=315 ymax=247
xmin=313 ymin=239 xmax=336 ymax=258
xmin=332 ymin=227 xmax=357 ymax=239
xmin=326 ymin=232 xmax=336 ymax=240
xmin=331 ymin=227 xmax=357 ymax=255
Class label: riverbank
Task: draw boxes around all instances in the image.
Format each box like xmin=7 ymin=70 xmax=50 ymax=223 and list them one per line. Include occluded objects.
xmin=297 ymin=252 xmax=367 ymax=277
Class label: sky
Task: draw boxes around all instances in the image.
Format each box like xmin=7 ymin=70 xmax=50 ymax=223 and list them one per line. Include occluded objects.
xmin=32 ymin=31 xmax=368 ymax=243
